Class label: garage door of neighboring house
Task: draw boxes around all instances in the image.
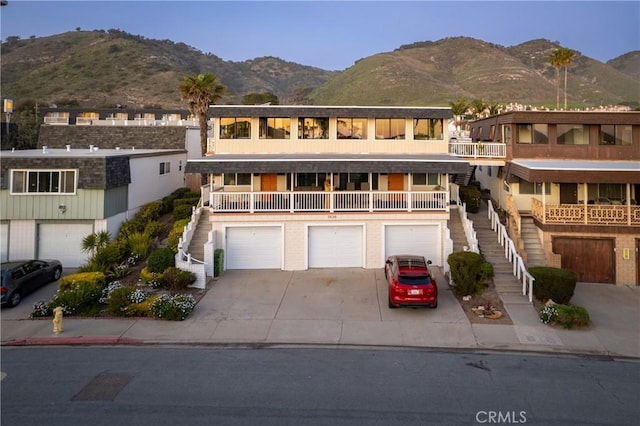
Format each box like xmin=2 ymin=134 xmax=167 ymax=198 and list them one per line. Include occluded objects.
xmin=226 ymin=226 xmax=282 ymax=269
xmin=385 ymin=225 xmax=440 ymax=265
xmin=38 ymin=223 xmax=93 ymax=268
xmin=308 ymin=226 xmax=363 ymax=268
xmin=553 ymin=237 xmax=615 ymax=284
xmin=1 ymin=223 xmax=8 ymax=262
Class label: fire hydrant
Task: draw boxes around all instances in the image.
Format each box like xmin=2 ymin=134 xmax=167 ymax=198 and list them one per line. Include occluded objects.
xmin=52 ymin=306 xmax=64 ymax=334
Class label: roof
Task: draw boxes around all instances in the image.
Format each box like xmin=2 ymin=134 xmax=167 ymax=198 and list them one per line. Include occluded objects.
xmin=0 ymin=148 xmax=186 ymax=159
xmin=207 ymin=105 xmax=453 ymax=119
xmin=185 ymin=153 xmax=469 ymax=174
xmin=508 ymin=159 xmax=640 ymax=183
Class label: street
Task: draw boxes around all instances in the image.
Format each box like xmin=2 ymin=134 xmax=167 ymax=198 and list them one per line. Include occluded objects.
xmin=1 ymin=346 xmax=638 ymax=425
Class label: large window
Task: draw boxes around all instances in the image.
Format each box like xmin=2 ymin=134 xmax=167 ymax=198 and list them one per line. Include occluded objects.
xmin=517 ymin=124 xmax=548 ymax=144
xmin=599 ymin=125 xmax=632 ymax=146
xmin=557 ymin=124 xmax=588 ymax=145
xmin=298 ymin=118 xmax=329 ymax=139
xmin=220 ymin=117 xmax=251 ymax=139
xmin=11 ymin=170 xmax=76 ymax=194
xmin=223 ymin=173 xmax=251 ymax=186
xmin=259 ymin=117 xmax=291 ymax=139
xmin=413 ymin=118 xmax=443 ymax=140
xmin=375 ymin=118 xmax=405 ymax=140
xmin=518 ymin=178 xmax=550 ymax=195
xmin=295 ymin=172 xmax=328 ymax=188
xmin=412 ymin=173 xmax=440 ymax=186
xmin=337 ymin=118 xmax=367 ymax=139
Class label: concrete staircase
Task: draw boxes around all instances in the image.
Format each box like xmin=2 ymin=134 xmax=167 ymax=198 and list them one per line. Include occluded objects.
xmin=447 ymin=206 xmax=469 ymax=253
xmin=185 ymin=212 xmax=211 ymax=262
xmin=520 ymin=216 xmax=547 ymax=268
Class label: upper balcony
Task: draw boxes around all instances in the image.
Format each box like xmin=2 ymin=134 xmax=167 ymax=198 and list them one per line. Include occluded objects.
xmin=531 ymin=197 xmax=640 ymax=226
xmin=448 ymin=141 xmax=506 ymax=159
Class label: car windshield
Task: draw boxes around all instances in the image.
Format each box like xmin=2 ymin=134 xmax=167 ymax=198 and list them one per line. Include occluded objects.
xmin=398 ymin=275 xmax=432 ymax=285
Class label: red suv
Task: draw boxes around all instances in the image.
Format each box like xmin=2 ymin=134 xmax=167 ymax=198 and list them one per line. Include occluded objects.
xmin=385 ymin=255 xmax=438 ymax=309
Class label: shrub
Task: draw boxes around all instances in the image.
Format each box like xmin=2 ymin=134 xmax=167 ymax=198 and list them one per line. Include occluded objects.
xmin=106 ymin=263 xmax=130 ymax=282
xmin=135 ymin=201 xmax=163 ymax=223
xmin=126 ymin=231 xmax=153 ymax=259
xmin=172 ymin=197 xmax=200 ymax=209
xmin=167 ymin=218 xmax=190 ymax=253
xmin=117 ymin=219 xmax=145 ymax=241
xmin=460 ymin=185 xmax=482 ymax=213
xmin=173 ymin=204 xmax=193 ymax=221
xmin=540 ymin=303 xmax=590 ymax=329
xmin=151 ymin=294 xmax=196 ymax=321
xmin=31 ymin=300 xmax=53 ymax=318
xmin=529 ymin=266 xmax=577 ymax=304
xmin=80 ymin=241 xmax=126 ymax=273
xmin=143 ymin=220 xmax=165 ymax=238
xmin=140 ymin=267 xmax=165 ymax=289
xmin=147 ymin=247 xmax=175 ymax=273
xmin=49 ymin=280 xmax=104 ymax=316
xmin=107 ymin=286 xmax=135 ymax=315
xmin=447 ymin=251 xmax=494 ymax=296
xmin=126 ymin=294 xmax=161 ymax=317
xmin=59 ymin=272 xmax=105 ymax=292
xmin=214 ymin=249 xmax=224 ymax=277
xmin=163 ymin=267 xmax=196 ymax=291
xmin=100 ymin=280 xmax=122 ymax=304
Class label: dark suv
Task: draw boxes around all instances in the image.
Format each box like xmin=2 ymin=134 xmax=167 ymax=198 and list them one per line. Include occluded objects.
xmin=1 ymin=259 xmax=62 ymax=307
xmin=385 ymin=255 xmax=438 ymax=309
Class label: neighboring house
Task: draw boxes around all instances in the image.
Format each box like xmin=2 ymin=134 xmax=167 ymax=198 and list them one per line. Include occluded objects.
xmin=185 ymin=105 xmax=474 ymax=271
xmin=469 ymin=111 xmax=640 ymax=285
xmin=0 ymin=111 xmax=191 ymax=267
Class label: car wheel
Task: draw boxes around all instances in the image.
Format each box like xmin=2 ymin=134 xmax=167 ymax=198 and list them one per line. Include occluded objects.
xmin=8 ymin=291 xmax=21 ymax=308
xmin=431 ymin=301 xmax=438 ymax=309
xmin=52 ymin=267 xmax=62 ymax=281
xmin=388 ymin=296 xmax=397 ymax=309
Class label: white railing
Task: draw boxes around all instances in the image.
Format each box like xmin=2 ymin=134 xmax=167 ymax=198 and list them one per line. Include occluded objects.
xmin=209 ymin=191 xmax=449 ymax=213
xmin=175 ymin=205 xmax=207 ymax=289
xmin=43 ymin=116 xmax=70 ymax=125
xmin=449 ymin=142 xmax=506 ymax=158
xmin=450 ymin=184 xmax=479 ymax=253
xmin=487 ymin=200 xmax=535 ymax=302
xmin=43 ymin=117 xmax=198 ymax=127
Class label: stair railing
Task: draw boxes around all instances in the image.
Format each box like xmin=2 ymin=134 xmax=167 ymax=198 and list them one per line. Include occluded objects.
xmin=487 ymin=200 xmax=535 ymax=302
xmin=175 ymin=203 xmax=207 ymax=289
xmin=450 ymin=184 xmax=479 ymax=253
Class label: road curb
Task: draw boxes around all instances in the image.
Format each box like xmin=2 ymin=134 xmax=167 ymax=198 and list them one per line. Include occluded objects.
xmin=2 ymin=336 xmax=144 ymax=346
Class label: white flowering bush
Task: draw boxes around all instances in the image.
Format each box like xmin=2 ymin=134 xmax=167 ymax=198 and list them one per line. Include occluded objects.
xmin=150 ymin=294 xmax=196 ymax=321
xmin=539 ymin=304 xmax=558 ymax=324
xmin=100 ymin=281 xmax=122 ymax=304
xmin=129 ymin=288 xmax=148 ymax=304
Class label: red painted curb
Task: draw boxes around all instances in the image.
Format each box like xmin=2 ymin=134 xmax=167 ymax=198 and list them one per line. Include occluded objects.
xmin=3 ymin=336 xmax=144 ymax=346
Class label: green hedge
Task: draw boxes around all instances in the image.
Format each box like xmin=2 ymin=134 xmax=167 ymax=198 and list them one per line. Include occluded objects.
xmin=147 ymin=247 xmax=175 ymax=273
xmin=529 ymin=266 xmax=577 ymax=304
xmin=173 ymin=204 xmax=193 ymax=221
xmin=214 ymin=249 xmax=224 ymax=277
xmin=447 ymin=251 xmax=494 ymax=296
xmin=460 ymin=185 xmax=481 ymax=213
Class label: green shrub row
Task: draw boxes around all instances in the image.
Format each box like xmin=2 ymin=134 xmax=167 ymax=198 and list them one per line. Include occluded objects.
xmin=460 ymin=184 xmax=482 ymax=213
xmin=214 ymin=249 xmax=224 ymax=277
xmin=539 ymin=303 xmax=590 ymax=329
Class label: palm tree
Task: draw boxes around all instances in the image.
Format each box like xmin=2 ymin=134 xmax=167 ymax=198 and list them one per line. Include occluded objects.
xmin=487 ymin=103 xmax=502 ymax=116
xmin=81 ymin=230 xmax=112 ymax=257
xmin=558 ymin=48 xmax=576 ymax=110
xmin=549 ymin=49 xmax=563 ymax=109
xmin=471 ymin=98 xmax=488 ymax=119
xmin=179 ymin=73 xmax=226 ymax=157
xmin=449 ymin=98 xmax=469 ymax=132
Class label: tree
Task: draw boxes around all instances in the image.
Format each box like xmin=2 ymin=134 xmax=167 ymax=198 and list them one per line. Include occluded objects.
xmin=549 ymin=49 xmax=563 ymax=109
xmin=179 ymin=73 xmax=225 ymax=158
xmin=471 ymin=98 xmax=488 ymax=119
xmin=558 ymin=48 xmax=576 ymax=110
xmin=242 ymin=92 xmax=279 ymax=105
xmin=1 ymin=100 xmax=40 ymax=150
xmin=81 ymin=230 xmax=112 ymax=257
xmin=449 ymin=98 xmax=469 ymax=132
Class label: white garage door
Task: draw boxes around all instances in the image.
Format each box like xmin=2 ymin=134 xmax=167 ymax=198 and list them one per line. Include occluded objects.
xmin=385 ymin=225 xmax=440 ymax=265
xmin=1 ymin=223 xmax=8 ymax=262
xmin=226 ymin=226 xmax=282 ymax=269
xmin=38 ymin=223 xmax=93 ymax=268
xmin=309 ymin=226 xmax=363 ymax=268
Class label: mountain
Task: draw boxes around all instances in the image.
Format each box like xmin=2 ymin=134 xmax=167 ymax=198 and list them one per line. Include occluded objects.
xmin=1 ymin=31 xmax=638 ymax=109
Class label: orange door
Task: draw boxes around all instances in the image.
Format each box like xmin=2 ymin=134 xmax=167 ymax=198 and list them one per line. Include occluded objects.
xmin=388 ymin=173 xmax=404 ymax=190
xmin=261 ymin=174 xmax=277 ymax=191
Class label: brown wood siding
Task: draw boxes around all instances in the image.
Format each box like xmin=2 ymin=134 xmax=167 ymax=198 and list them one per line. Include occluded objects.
xmin=553 ymin=237 xmax=615 ymax=284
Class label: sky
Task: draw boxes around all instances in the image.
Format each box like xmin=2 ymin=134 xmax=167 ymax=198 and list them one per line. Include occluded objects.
xmin=1 ymin=0 xmax=638 ymax=71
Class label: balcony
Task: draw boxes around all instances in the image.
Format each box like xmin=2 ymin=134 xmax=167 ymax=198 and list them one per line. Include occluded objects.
xmin=209 ymin=190 xmax=449 ymax=213
xmin=449 ymin=142 xmax=506 ymax=159
xmin=531 ymin=198 xmax=640 ymax=226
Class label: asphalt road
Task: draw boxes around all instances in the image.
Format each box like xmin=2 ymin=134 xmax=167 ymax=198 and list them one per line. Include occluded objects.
xmin=1 ymin=346 xmax=638 ymax=426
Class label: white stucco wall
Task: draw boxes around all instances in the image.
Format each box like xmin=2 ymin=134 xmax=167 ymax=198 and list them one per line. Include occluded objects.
xmin=128 ymin=153 xmax=187 ymax=212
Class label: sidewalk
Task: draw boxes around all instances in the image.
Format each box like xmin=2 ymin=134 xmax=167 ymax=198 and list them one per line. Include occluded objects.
xmin=2 ymin=267 xmax=639 ymax=359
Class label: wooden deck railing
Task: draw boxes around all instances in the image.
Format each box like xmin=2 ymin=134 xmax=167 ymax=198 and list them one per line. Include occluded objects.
xmin=449 ymin=142 xmax=506 ymax=158
xmin=532 ymin=198 xmax=640 ymax=226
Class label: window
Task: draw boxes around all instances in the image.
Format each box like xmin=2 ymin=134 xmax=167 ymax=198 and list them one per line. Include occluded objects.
xmin=159 ymin=162 xmax=171 ymax=175
xmin=412 ymin=173 xmax=440 ymax=186
xmin=518 ymin=179 xmax=550 ymax=195
xmin=517 ymin=124 xmax=548 ymax=144
xmin=337 ymin=118 xmax=367 ymax=139
xmin=599 ymin=125 xmax=632 ymax=146
xmin=375 ymin=118 xmax=405 ymax=139
xmin=489 ymin=125 xmax=496 ymax=140
xmin=557 ymin=124 xmax=588 ymax=145
xmin=295 ymin=172 xmax=328 ymax=187
xmin=220 ymin=117 xmax=251 ymax=139
xmin=259 ymin=117 xmax=291 ymax=139
xmin=223 ymin=173 xmax=251 ymax=186
xmin=502 ymin=125 xmax=512 ymax=144
xmin=11 ymin=170 xmax=76 ymax=194
xmin=413 ymin=118 xmax=443 ymax=140
xmin=298 ymin=118 xmax=329 ymax=139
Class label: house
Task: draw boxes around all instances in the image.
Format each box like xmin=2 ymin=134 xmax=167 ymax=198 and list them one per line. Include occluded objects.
xmin=185 ymin=105 xmax=473 ymax=271
xmin=468 ymin=111 xmax=640 ymax=285
xmin=0 ymin=111 xmax=192 ymax=267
